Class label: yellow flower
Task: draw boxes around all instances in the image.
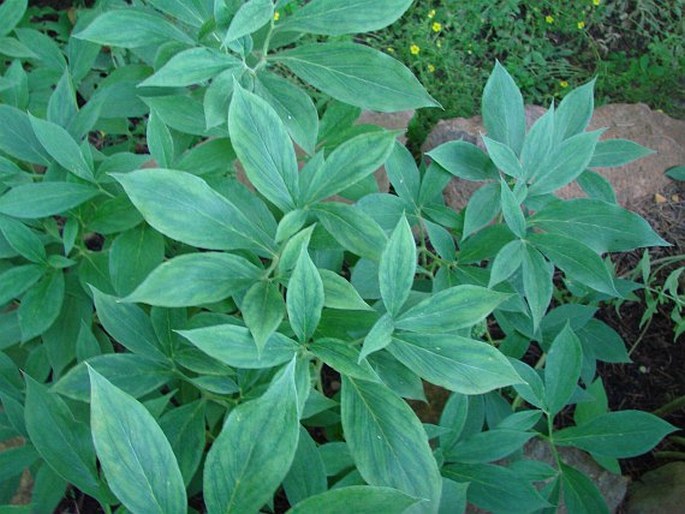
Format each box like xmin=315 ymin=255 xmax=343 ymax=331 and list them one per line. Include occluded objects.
xmin=593 ymin=0 xmax=600 ymax=5
xmin=387 ymin=46 xmax=395 ymax=53
xmin=432 ymin=22 xmax=442 ymax=32
xmin=428 ymin=64 xmax=436 ymax=73
xmin=545 ymin=15 xmax=554 ymax=24
xmin=577 ymin=20 xmax=586 ymax=29
xmin=560 ymin=80 xmax=569 ymax=88
xmin=428 ymin=9 xmax=436 ymax=19
xmin=410 ymin=44 xmax=420 ymax=55
xmin=273 ymin=11 xmax=280 ymax=21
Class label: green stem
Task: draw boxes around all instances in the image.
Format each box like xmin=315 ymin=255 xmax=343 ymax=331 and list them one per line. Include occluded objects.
xmin=655 ymin=451 xmax=685 ymax=460
xmin=546 ymin=413 xmax=564 ymax=471
xmin=653 ymin=394 xmax=685 ymax=417
xmin=628 ymin=316 xmax=653 ymax=357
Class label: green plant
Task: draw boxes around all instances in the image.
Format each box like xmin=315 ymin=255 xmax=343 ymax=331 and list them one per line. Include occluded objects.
xmin=0 ymin=1 xmax=679 ymax=513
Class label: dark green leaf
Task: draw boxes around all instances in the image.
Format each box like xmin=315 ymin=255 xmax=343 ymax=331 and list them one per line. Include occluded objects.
xmin=319 ymin=269 xmax=372 ymax=311
xmin=0 ymin=182 xmax=98 ymax=219
xmin=88 ymin=367 xmax=186 ymax=514
xmin=445 ymin=428 xmax=535 ymax=463
xmin=283 ymin=427 xmax=327 ymax=506
xmin=0 ymin=444 xmax=39 ymax=483
xmin=287 ymin=486 xmax=419 ymax=514
xmin=439 ymin=478 xmax=468 ymax=514
xmin=359 ymin=314 xmax=394 ymax=362
xmin=0 ymin=264 xmax=43 ymax=306
xmin=159 ymin=400 xmax=206 ymax=486
xmin=521 ymin=245 xmax=553 ymax=331
xmin=488 ymin=240 xmax=523 ymax=287
xmin=314 ymin=203 xmax=387 ymax=261
xmin=482 ymin=62 xmax=525 ymax=154
xmin=560 ymin=464 xmax=609 ymax=514
xmin=462 ymin=182 xmax=501 ymax=240
xmin=273 ymin=43 xmax=438 ymax=112
xmin=18 ymin=270 xmax=64 ymax=341
xmin=577 ymin=319 xmax=630 ymax=364
xmin=146 ymin=110 xmax=174 ymax=168
xmin=386 ymin=142 xmax=420 ymax=203
xmin=0 ymin=0 xmax=27 ymax=37
xmin=544 ymin=324 xmax=583 ymax=415
xmin=109 ymin=224 xmax=165 ymax=297
xmin=576 ymin=170 xmax=617 ymax=203
xmin=666 ymin=165 xmax=685 ymax=181
xmin=310 ymin=338 xmax=380 ymax=382
xmin=204 ymin=359 xmax=299 ymax=514
xmin=0 ymin=216 xmax=45 ymax=263
xmin=287 ymin=249 xmax=324 ymax=342
xmin=241 ymin=281 xmax=285 ymax=353
xmin=379 ymin=216 xmax=415 ymax=317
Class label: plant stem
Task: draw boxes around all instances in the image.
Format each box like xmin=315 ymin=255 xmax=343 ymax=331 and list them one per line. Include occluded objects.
xmin=628 ymin=316 xmax=653 ymax=357
xmin=655 ymin=451 xmax=685 ymax=460
xmin=653 ymin=394 xmax=685 ymax=417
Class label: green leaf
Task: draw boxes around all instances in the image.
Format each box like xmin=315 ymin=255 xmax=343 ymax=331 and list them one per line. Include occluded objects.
xmin=273 ymin=43 xmax=439 ymax=112
xmin=53 ymin=354 xmax=172 ymax=402
xmin=462 ymin=182 xmax=501 ymax=240
xmin=310 ymin=338 xmax=380 ymax=382
xmin=576 ymin=170 xmax=617 ymax=203
xmin=588 ymin=139 xmax=655 ymax=168
xmin=0 ymin=264 xmax=43 ymax=305
xmin=75 ymin=9 xmax=193 ymax=48
xmin=560 ymin=463 xmax=609 ymax=514
xmin=178 ymin=323 xmax=298 ymax=369
xmin=144 ymin=95 xmax=214 ymax=137
xmin=126 ymin=252 xmax=262 ymax=307
xmin=146 ymin=110 xmax=174 ymax=168
xmin=379 ymin=216 xmax=416 ymax=317
xmin=279 ymin=0 xmax=412 ymax=35
xmin=0 ymin=216 xmax=45 ymax=263
xmin=112 ymin=169 xmax=275 ymax=255
xmin=395 ymin=285 xmax=509 ymax=333
xmin=443 ymin=463 xmax=550 ymax=513
xmin=385 ymin=142 xmax=421 ymax=203
xmin=482 ymin=136 xmax=524 ymax=178
xmin=445 ymin=429 xmax=535 ymax=463
xmin=666 ymin=165 xmax=685 ymax=181
xmin=223 ymin=0 xmax=273 ymax=45
xmin=554 ymin=79 xmax=595 ymax=142
xmin=0 ymin=182 xmax=98 ymax=219
xmin=359 ymin=313 xmax=394 ymax=362
xmin=314 ymin=203 xmax=387 ymax=261
xmin=488 ymin=240 xmax=523 ymax=288
xmin=159 ymin=400 xmax=206 ymax=486
xmin=544 ymin=324 xmax=583 ymax=415
xmin=521 ymin=245 xmax=554 ymax=331
xmin=423 ymin=219 xmax=455 ymax=261
xmin=0 ymin=0 xmax=27 ymax=37
xmin=88 ymin=367 xmax=186 ymax=514
xmin=319 ymin=269 xmax=372 ymax=311
xmin=482 ymin=62 xmax=526 ymax=154
xmin=229 ymin=84 xmax=299 ymax=211
xmin=439 ymin=478 xmax=468 ymax=514
xmin=91 ymin=287 xmax=167 ymax=361
xmin=341 ymin=377 xmax=442 ymax=509
xmin=554 ymin=410 xmax=676 ymax=458
xmin=530 ymin=198 xmax=668 ymax=253
xmin=241 ymin=281 xmax=285 ymax=354
xmin=389 ymin=332 xmax=522 ymax=394
xmin=577 ymin=319 xmax=630 ymax=364
xmin=0 ymin=106 xmax=49 ymax=165
xmin=141 ymin=47 xmax=239 ymax=87
xmin=47 ymin=70 xmax=78 ymax=129
xmin=529 ymin=130 xmax=603 ymax=195
xmin=283 ymin=427 xmax=327 ymax=506
xmin=288 ymin=486 xmax=419 ymax=514
xmin=303 ymin=131 xmax=396 ymax=204
xmin=428 ymin=140 xmax=498 ymax=182
xmin=256 ymin=72 xmax=319 ymax=155
xmin=24 ymin=376 xmax=105 ymax=501
xmin=18 ymin=270 xmax=64 ymax=341
xmin=528 ymin=233 xmax=618 ymax=296
xmin=500 ymin=180 xmax=526 ymax=237
xmin=30 ymin=464 xmax=68 ymax=514
xmin=521 ymin=106 xmax=555 ymax=180
xmin=287 ymin=249 xmax=324 ymax=342
xmin=204 ymin=359 xmax=299 ymax=514
xmin=29 ymin=114 xmax=94 ymax=182
xmin=0 ymin=444 xmax=39 ymax=483
xmin=109 ymin=224 xmax=165 ymax=297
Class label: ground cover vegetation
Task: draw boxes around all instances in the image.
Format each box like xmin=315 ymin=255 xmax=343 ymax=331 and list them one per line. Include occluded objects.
xmin=366 ymin=0 xmax=684 ymax=150
xmin=0 ymin=1 xmax=680 ymax=513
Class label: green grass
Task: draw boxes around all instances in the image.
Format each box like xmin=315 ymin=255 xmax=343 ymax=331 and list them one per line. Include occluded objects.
xmin=364 ymin=0 xmax=684 ymax=151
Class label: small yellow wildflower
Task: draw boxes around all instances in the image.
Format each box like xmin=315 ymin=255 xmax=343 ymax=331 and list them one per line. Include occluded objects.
xmin=273 ymin=11 xmax=280 ymax=21
xmin=428 ymin=64 xmax=436 ymax=73
xmin=432 ymin=22 xmax=442 ymax=32
xmin=593 ymin=0 xmax=601 ymax=5
xmin=387 ymin=46 xmax=395 ymax=53
xmin=577 ymin=21 xmax=586 ymax=29
xmin=428 ymin=9 xmax=436 ymax=19
xmin=560 ymin=80 xmax=569 ymax=88
xmin=410 ymin=44 xmax=420 ymax=55
xmin=545 ymin=15 xmax=554 ymax=24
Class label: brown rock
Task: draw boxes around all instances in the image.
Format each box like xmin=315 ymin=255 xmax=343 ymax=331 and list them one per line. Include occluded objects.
xmin=625 ymin=462 xmax=685 ymax=514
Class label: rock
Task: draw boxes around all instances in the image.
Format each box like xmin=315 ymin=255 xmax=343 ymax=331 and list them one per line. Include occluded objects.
xmin=422 ymin=103 xmax=685 ymax=210
xmin=625 ymin=462 xmax=685 ymax=514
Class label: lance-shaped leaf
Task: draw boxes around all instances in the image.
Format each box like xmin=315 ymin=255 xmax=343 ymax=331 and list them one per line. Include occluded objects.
xmin=112 ymin=169 xmax=275 ymax=255
xmin=18 ymin=269 xmax=64 ymax=341
xmin=109 ymin=224 xmax=165 ymax=297
xmin=29 ymin=114 xmax=94 ymax=182
xmin=241 ymin=281 xmax=285 ymax=354
xmin=287 ymin=249 xmax=324 ymax=343
xmin=303 ymin=131 xmax=396 ymax=203
xmin=0 ymin=105 xmax=50 ymax=165
xmin=386 ymin=142 xmax=421 ymax=203
xmin=482 ymin=62 xmax=526 ymax=154
xmin=314 ymin=203 xmax=387 ymax=261
xmin=341 ymin=376 xmax=442 ymax=510
xmin=75 ymin=9 xmax=193 ymax=48
xmin=88 ymin=367 xmax=187 ymax=514
xmin=554 ymin=79 xmax=595 ymax=142
xmin=159 ymin=400 xmax=206 ymax=486
xmin=0 ymin=216 xmax=46 ymax=263
xmin=288 ymin=486 xmax=419 ymax=514
xmin=0 ymin=0 xmax=27 ymax=37
xmin=560 ymin=463 xmax=609 ymax=514
xmin=395 ymin=285 xmax=509 ymax=333
xmin=283 ymin=427 xmax=327 ymax=507
xmin=482 ymin=136 xmax=524 ymax=178
xmin=462 ymin=182 xmax=501 ymax=240
xmin=229 ymin=85 xmax=299 ymax=212
xmin=273 ymin=43 xmax=439 ymax=112
xmin=488 ymin=240 xmax=524 ymax=288
xmin=445 ymin=428 xmax=536 ymax=464
xmin=178 ymin=324 xmax=298 ymax=369
xmin=319 ymin=269 xmax=372 ymax=311
xmin=24 ymin=376 xmax=106 ymax=502
xmin=125 ymin=252 xmax=262 ymax=307
xmin=278 ymin=0 xmax=412 ymax=35
xmin=500 ymin=180 xmax=526 ymax=237
xmin=0 ymin=264 xmax=44 ymax=305
xmin=223 ymin=0 xmax=273 ymax=44
xmin=140 ymin=47 xmax=240 ymax=87
xmin=554 ymin=410 xmax=676 ymax=458
xmin=389 ymin=333 xmax=522 ymax=394
xmin=0 ymin=182 xmax=99 ymax=219
xmin=146 ymin=110 xmax=174 ymax=168
xmin=522 ymin=245 xmax=553 ymax=331
xmin=544 ymin=324 xmax=583 ymax=415
xmin=427 ymin=140 xmax=498 ymax=182
xmin=379 ymin=216 xmax=416 ymax=317
xmin=529 ymin=198 xmax=668 ymax=253
xmin=204 ymin=359 xmax=299 ymax=514
xmin=359 ymin=313 xmax=394 ymax=362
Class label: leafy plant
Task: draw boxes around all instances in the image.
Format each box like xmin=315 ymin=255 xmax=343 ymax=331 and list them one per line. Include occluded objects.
xmin=0 ymin=1 xmax=678 ymax=513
